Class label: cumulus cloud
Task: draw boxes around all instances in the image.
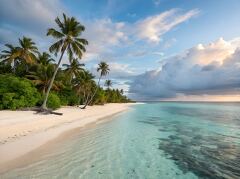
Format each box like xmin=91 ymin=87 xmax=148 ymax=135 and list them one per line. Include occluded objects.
xmin=129 ymin=38 xmax=240 ymax=100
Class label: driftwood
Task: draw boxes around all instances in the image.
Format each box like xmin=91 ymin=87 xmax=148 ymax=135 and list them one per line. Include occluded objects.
xmin=18 ymin=107 xmax=63 ymax=115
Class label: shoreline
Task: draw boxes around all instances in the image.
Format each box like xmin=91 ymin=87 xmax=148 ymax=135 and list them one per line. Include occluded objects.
xmin=0 ymin=103 xmax=136 ymax=172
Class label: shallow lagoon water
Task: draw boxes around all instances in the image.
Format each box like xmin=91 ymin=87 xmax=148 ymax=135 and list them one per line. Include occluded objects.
xmin=1 ymin=102 xmax=240 ymax=179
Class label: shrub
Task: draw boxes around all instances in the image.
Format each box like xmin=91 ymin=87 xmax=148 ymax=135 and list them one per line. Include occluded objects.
xmin=0 ymin=75 xmax=41 ymax=110
xmin=0 ymin=62 xmax=12 ymax=74
xmin=58 ymin=87 xmax=79 ymax=106
xmin=93 ymin=89 xmax=106 ymax=105
xmin=47 ymin=93 xmax=61 ymax=110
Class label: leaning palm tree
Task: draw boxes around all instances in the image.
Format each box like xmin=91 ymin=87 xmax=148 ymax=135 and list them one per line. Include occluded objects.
xmin=73 ymin=71 xmax=95 ymax=105
xmin=41 ymin=13 xmax=88 ymax=110
xmin=105 ymin=79 xmax=112 ymax=90
xmin=0 ymin=44 xmax=20 ymax=73
xmin=82 ymin=61 xmax=110 ymax=109
xmin=62 ymin=58 xmax=85 ymax=83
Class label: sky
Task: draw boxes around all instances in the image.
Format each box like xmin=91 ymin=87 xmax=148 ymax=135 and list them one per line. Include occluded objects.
xmin=1 ymin=0 xmax=240 ymax=101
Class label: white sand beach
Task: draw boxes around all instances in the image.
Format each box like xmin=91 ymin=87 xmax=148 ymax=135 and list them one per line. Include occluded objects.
xmin=0 ymin=103 xmax=135 ymax=168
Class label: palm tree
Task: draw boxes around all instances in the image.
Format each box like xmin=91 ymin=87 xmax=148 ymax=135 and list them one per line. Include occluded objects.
xmin=82 ymin=61 xmax=110 ymax=109
xmin=27 ymin=64 xmax=63 ymax=94
xmin=73 ymin=71 xmax=95 ymax=105
xmin=37 ymin=52 xmax=54 ymax=66
xmin=41 ymin=13 xmax=88 ymax=110
xmin=18 ymin=36 xmax=39 ymax=64
xmin=120 ymin=89 xmax=124 ymax=95
xmin=62 ymin=58 xmax=85 ymax=83
xmin=0 ymin=37 xmax=38 ymax=73
xmin=105 ymin=80 xmax=112 ymax=90
xmin=0 ymin=44 xmax=20 ymax=73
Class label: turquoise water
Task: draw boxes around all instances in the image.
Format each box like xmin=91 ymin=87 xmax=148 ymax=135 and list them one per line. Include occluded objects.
xmin=1 ymin=102 xmax=240 ymax=179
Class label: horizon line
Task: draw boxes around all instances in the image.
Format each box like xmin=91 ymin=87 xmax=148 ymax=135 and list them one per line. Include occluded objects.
xmin=136 ymin=100 xmax=240 ymax=103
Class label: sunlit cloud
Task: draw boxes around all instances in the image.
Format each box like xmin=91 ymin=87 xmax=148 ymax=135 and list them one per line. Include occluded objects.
xmin=134 ymin=9 xmax=199 ymax=43
xmin=130 ymin=37 xmax=240 ymax=100
xmin=81 ymin=8 xmax=199 ymax=60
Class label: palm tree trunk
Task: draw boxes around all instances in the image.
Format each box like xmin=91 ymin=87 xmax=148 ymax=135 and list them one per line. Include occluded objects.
xmin=82 ymin=91 xmax=86 ymax=104
xmin=13 ymin=60 xmax=16 ymax=74
xmin=41 ymin=49 xmax=65 ymax=110
xmin=78 ymin=90 xmax=84 ymax=105
xmin=78 ymin=95 xmax=81 ymax=105
xmin=82 ymin=93 xmax=91 ymax=107
xmin=81 ymin=76 xmax=101 ymax=109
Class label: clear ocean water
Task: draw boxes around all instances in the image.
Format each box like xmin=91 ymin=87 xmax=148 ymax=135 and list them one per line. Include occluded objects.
xmin=1 ymin=102 xmax=240 ymax=179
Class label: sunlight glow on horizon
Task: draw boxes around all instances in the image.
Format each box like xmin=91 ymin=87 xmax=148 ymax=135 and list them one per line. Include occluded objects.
xmin=160 ymin=94 xmax=240 ymax=102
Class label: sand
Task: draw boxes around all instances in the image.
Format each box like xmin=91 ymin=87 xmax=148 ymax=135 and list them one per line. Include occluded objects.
xmin=0 ymin=103 xmax=135 ymax=167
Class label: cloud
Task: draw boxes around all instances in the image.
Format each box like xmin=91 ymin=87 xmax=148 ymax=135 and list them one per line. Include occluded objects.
xmin=81 ymin=8 xmax=199 ymax=60
xmin=162 ymin=38 xmax=177 ymax=49
xmin=91 ymin=62 xmax=136 ymax=79
xmin=153 ymin=0 xmax=161 ymax=6
xmin=133 ymin=9 xmax=199 ymax=43
xmin=0 ymin=0 xmax=63 ymax=32
xmin=108 ymin=62 xmax=136 ymax=78
xmin=0 ymin=1 xmax=199 ymax=61
xmin=0 ymin=26 xmax=18 ymax=45
xmin=0 ymin=1 xmax=200 ymax=91
xmin=127 ymin=13 xmax=137 ymax=18
xmin=152 ymin=51 xmax=164 ymax=56
xmin=89 ymin=62 xmax=136 ymax=94
xmin=129 ymin=38 xmax=240 ymax=100
xmin=82 ymin=18 xmax=128 ymax=61
xmin=0 ymin=0 xmax=65 ymax=50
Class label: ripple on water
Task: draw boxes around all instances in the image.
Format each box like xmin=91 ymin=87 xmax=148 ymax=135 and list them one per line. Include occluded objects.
xmin=1 ymin=103 xmax=240 ymax=179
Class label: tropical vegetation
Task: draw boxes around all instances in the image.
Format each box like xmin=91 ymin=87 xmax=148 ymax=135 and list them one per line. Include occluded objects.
xmin=0 ymin=13 xmax=132 ymax=111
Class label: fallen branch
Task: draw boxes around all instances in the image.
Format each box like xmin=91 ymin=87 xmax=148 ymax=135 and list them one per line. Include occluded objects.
xmin=19 ymin=107 xmax=63 ymax=116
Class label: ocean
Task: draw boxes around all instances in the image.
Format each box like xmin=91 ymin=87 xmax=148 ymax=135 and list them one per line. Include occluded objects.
xmin=2 ymin=102 xmax=240 ymax=179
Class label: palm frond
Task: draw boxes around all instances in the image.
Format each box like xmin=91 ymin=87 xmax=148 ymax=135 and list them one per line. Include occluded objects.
xmin=71 ymin=42 xmax=83 ymax=59
xmin=55 ymin=16 xmax=64 ymax=31
xmin=47 ymin=28 xmax=64 ymax=39
xmin=49 ymin=39 xmax=63 ymax=55
xmin=76 ymin=38 xmax=88 ymax=45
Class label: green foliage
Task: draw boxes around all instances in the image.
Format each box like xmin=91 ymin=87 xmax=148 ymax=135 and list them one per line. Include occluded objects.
xmin=46 ymin=93 xmax=61 ymax=109
xmin=27 ymin=63 xmax=63 ymax=94
xmin=15 ymin=61 xmax=28 ymax=77
xmin=47 ymin=13 xmax=88 ymax=60
xmin=0 ymin=13 xmax=133 ymax=111
xmin=58 ymin=87 xmax=79 ymax=106
xmin=93 ymin=89 xmax=106 ymax=105
xmin=0 ymin=75 xmax=40 ymax=110
xmin=41 ymin=13 xmax=88 ymax=109
xmin=91 ymin=88 xmax=132 ymax=105
xmin=0 ymin=61 xmax=12 ymax=74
